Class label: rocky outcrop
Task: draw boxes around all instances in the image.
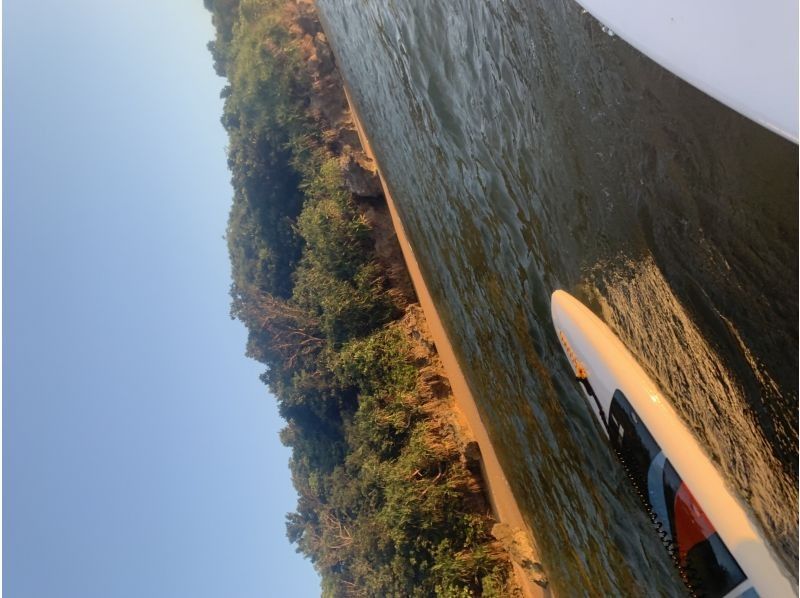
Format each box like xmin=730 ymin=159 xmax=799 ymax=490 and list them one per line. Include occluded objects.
xmin=492 ymin=523 xmax=549 ymax=591
xmin=339 ymin=153 xmax=383 ymax=198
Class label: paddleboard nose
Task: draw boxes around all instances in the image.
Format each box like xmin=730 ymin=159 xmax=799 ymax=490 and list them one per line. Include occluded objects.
xmin=550 ymin=289 xmax=570 ymax=332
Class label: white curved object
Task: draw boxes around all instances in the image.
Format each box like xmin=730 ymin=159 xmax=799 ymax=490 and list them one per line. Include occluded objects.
xmin=551 ymin=290 xmax=796 ymax=597
xmin=574 ymin=0 xmax=799 ymax=143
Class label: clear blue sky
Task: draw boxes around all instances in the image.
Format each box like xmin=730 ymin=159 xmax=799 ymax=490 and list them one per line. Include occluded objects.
xmin=4 ymin=1 xmax=320 ymax=596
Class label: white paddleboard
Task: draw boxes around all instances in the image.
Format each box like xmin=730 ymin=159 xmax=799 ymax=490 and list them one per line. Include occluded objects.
xmin=551 ymin=290 xmax=796 ymax=597
xmin=574 ymin=0 xmax=799 ymax=143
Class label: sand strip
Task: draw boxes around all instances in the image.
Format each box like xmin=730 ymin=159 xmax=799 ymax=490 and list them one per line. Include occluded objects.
xmin=342 ymin=85 xmax=549 ymax=598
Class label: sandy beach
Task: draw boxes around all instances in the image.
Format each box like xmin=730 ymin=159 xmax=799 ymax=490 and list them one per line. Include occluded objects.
xmin=343 ymin=86 xmax=550 ymax=598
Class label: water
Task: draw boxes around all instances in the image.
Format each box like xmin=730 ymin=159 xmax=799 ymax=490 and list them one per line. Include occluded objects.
xmin=315 ymin=0 xmax=799 ymax=594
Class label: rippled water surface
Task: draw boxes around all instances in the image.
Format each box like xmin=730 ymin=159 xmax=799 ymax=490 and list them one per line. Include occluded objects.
xmin=316 ymin=1 xmax=798 ymax=594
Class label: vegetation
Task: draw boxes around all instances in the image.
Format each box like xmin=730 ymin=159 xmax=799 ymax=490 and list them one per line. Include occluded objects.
xmin=204 ymin=1 xmax=513 ymax=595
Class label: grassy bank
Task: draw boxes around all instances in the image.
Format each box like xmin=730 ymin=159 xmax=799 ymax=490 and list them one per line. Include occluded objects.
xmin=203 ymin=0 xmax=523 ymax=595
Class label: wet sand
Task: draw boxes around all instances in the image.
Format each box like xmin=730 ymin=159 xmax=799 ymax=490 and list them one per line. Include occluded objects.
xmin=343 ymin=86 xmax=549 ymax=598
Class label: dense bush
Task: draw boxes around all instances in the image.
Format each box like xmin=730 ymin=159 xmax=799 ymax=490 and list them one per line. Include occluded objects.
xmin=204 ymin=1 xmax=511 ymax=595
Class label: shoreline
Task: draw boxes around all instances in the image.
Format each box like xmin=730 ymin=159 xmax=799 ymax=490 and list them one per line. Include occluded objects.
xmin=342 ymin=85 xmax=550 ymax=598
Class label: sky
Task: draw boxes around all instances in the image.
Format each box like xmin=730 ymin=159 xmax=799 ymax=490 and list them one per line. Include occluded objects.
xmin=4 ymin=1 xmax=320 ymax=596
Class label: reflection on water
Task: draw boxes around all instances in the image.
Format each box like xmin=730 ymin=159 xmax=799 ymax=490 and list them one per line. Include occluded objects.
xmin=593 ymin=256 xmax=797 ymax=564
xmin=317 ymin=0 xmax=798 ymax=593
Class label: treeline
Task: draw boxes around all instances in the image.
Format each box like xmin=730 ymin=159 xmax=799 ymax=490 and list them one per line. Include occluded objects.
xmin=204 ymin=1 xmax=513 ymax=595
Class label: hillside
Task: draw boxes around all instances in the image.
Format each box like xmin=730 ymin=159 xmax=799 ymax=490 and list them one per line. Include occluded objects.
xmin=203 ymin=1 xmax=538 ymax=595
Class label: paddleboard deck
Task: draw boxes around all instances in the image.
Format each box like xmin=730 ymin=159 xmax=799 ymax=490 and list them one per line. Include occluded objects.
xmin=573 ymin=0 xmax=798 ymax=143
xmin=551 ymin=290 xmax=795 ymax=597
